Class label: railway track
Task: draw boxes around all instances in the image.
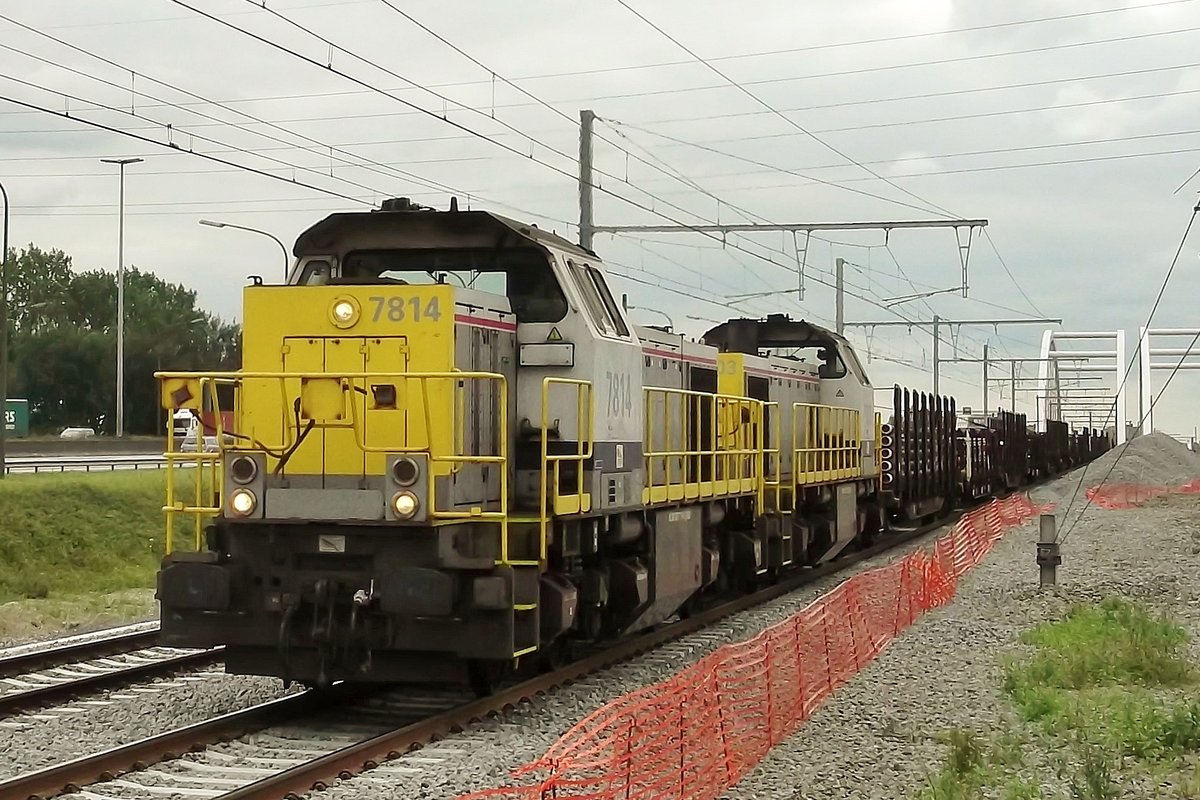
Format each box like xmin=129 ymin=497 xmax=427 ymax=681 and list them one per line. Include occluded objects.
xmin=1 ymin=511 xmax=961 ymax=800
xmin=0 ymin=623 xmax=221 ymax=717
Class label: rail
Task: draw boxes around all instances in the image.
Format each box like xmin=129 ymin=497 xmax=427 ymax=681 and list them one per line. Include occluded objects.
xmin=156 ymin=370 xmax=511 ymax=561
xmin=2 ymin=496 xmax=995 ymax=800
xmin=642 ymin=387 xmax=762 ymax=505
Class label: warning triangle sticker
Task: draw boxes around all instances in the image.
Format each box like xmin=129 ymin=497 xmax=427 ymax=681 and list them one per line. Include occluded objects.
xmin=546 ymin=327 xmax=563 ymax=342
xmin=835 ymin=389 xmax=845 ymax=397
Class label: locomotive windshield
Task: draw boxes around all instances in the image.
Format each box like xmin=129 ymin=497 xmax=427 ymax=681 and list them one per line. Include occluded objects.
xmin=296 ymin=247 xmax=568 ymax=323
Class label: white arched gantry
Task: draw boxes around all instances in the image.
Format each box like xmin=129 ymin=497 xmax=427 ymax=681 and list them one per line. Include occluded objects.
xmin=1037 ymin=329 xmax=1127 ymax=445
xmin=1138 ymin=327 xmax=1200 ymax=435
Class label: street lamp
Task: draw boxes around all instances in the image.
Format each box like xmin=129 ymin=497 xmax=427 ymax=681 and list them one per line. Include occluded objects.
xmin=0 ymin=178 xmax=9 ymax=477
xmin=101 ymin=157 xmax=143 ymax=438
xmin=199 ymin=220 xmax=290 ymax=282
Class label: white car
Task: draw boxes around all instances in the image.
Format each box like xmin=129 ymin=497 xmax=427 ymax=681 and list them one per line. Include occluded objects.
xmin=180 ymin=431 xmax=233 ymax=453
xmin=60 ymin=427 xmax=96 ymax=440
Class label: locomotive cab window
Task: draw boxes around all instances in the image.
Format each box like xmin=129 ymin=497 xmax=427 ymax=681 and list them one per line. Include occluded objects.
xmin=815 ymin=346 xmax=848 ymax=379
xmin=567 ymin=259 xmax=630 ymax=338
xmin=296 ymin=258 xmax=333 ymax=285
xmin=311 ymin=247 xmax=567 ymax=323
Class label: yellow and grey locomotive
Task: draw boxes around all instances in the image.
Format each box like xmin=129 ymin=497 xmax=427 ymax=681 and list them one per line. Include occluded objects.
xmin=157 ymin=198 xmax=885 ymax=689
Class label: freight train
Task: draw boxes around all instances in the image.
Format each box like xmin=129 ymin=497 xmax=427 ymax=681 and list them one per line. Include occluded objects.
xmin=156 ymin=199 xmax=1109 ymax=692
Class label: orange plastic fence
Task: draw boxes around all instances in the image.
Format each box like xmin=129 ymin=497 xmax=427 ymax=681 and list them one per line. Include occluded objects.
xmin=460 ymin=494 xmax=1047 ymax=800
xmin=1085 ymin=478 xmax=1200 ymax=509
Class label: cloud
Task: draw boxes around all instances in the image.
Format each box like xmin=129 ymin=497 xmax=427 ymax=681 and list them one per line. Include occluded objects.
xmin=1 ymin=0 xmax=1198 ymax=433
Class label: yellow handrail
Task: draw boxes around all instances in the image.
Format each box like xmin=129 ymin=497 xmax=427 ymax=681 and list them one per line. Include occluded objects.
xmin=642 ymin=386 xmax=763 ymax=505
xmin=761 ymin=400 xmax=781 ymax=512
xmin=790 ymin=402 xmax=863 ymax=501
xmin=539 ymin=378 xmax=594 ymax=561
xmin=156 ymin=369 xmax=511 ymax=562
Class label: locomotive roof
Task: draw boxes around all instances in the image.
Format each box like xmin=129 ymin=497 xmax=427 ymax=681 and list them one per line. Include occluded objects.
xmin=293 ymin=201 xmax=594 ymax=259
xmin=701 ymin=314 xmax=851 ymax=354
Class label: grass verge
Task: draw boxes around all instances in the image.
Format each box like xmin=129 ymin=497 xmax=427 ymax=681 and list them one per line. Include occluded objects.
xmin=917 ymin=598 xmax=1200 ymax=799
xmin=0 ymin=470 xmax=172 ymax=602
xmin=0 ymin=470 xmax=191 ymax=640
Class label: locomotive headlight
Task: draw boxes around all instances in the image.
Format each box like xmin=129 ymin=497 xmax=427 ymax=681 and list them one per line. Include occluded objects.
xmin=229 ymin=488 xmax=258 ymax=517
xmin=391 ymin=491 xmax=419 ymax=519
xmin=329 ymin=297 xmax=360 ymax=329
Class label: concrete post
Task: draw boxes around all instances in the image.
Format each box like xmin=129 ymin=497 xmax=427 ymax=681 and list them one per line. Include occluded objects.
xmin=1037 ymin=513 xmax=1061 ymax=588
xmin=835 ymin=257 xmax=844 ymax=336
xmin=932 ymin=314 xmax=941 ymax=395
xmin=982 ymin=343 xmax=989 ymax=416
xmin=578 ymin=109 xmax=595 ymax=252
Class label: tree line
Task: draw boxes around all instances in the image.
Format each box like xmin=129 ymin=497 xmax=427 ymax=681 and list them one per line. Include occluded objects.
xmin=4 ymin=244 xmax=240 ymax=435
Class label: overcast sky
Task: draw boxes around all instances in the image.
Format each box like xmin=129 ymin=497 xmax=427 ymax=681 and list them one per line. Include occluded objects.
xmin=2 ymin=0 xmax=1199 ymax=439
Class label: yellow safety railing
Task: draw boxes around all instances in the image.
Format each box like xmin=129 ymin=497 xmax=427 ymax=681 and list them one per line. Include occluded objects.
xmin=761 ymin=401 xmax=782 ymax=513
xmin=539 ymin=378 xmax=594 ymax=553
xmin=643 ymin=387 xmax=763 ymax=505
xmin=162 ymin=376 xmax=230 ymax=553
xmin=791 ymin=402 xmax=863 ymax=492
xmin=157 ymin=370 xmax=513 ymax=562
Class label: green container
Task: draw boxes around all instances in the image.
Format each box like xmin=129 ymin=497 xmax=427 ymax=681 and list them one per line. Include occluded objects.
xmin=4 ymin=399 xmax=29 ymax=438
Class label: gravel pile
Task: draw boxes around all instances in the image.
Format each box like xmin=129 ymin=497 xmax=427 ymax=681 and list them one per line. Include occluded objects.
xmin=1066 ymin=432 xmax=1200 ymax=492
xmin=0 ymin=670 xmax=297 ymax=779
xmin=1034 ymin=432 xmax=1200 ymax=513
xmin=719 ymin=449 xmax=1200 ymax=798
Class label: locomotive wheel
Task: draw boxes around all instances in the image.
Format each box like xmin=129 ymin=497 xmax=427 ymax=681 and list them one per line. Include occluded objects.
xmin=537 ymin=639 xmax=572 ymax=673
xmin=467 ymin=658 xmax=508 ymax=697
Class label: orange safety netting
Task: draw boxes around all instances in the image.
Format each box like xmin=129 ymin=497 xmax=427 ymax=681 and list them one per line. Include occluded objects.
xmin=1085 ymin=478 xmax=1200 ymax=509
xmin=460 ymin=493 xmax=1048 ymax=800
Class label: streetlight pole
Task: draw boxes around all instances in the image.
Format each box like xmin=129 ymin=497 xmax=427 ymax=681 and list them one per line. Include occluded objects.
xmin=199 ymin=220 xmax=290 ymax=282
xmin=101 ymin=157 xmax=143 ymax=438
xmin=0 ymin=179 xmax=9 ymax=478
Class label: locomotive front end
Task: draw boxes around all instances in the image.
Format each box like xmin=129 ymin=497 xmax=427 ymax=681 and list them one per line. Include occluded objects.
xmin=157 ymin=205 xmax=533 ymax=687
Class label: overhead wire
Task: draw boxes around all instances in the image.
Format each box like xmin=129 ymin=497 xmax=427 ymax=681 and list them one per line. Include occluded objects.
xmin=611 ymin=0 xmax=957 ymax=219
xmin=0 ymin=12 xmax=545 ymax=214
xmin=600 ymin=127 xmax=1200 ymax=188
xmin=577 ymin=23 xmax=1200 ymax=109
xmin=982 ymin=230 xmax=1046 ymax=318
xmin=2 ymin=0 xmax=1094 ymax=379
xmin=162 ymin=0 xmax=981 ymax=334
xmin=602 ymin=120 xmax=1050 ymax=333
xmin=629 ymin=61 xmax=1200 ymax=128
xmin=193 ymin=0 xmax=825 ymax=257
xmin=5 ymin=0 xmax=1184 ymax=120
xmin=8 ymin=56 xmax=1196 ymax=140
xmin=0 ymin=93 xmax=369 ymax=205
